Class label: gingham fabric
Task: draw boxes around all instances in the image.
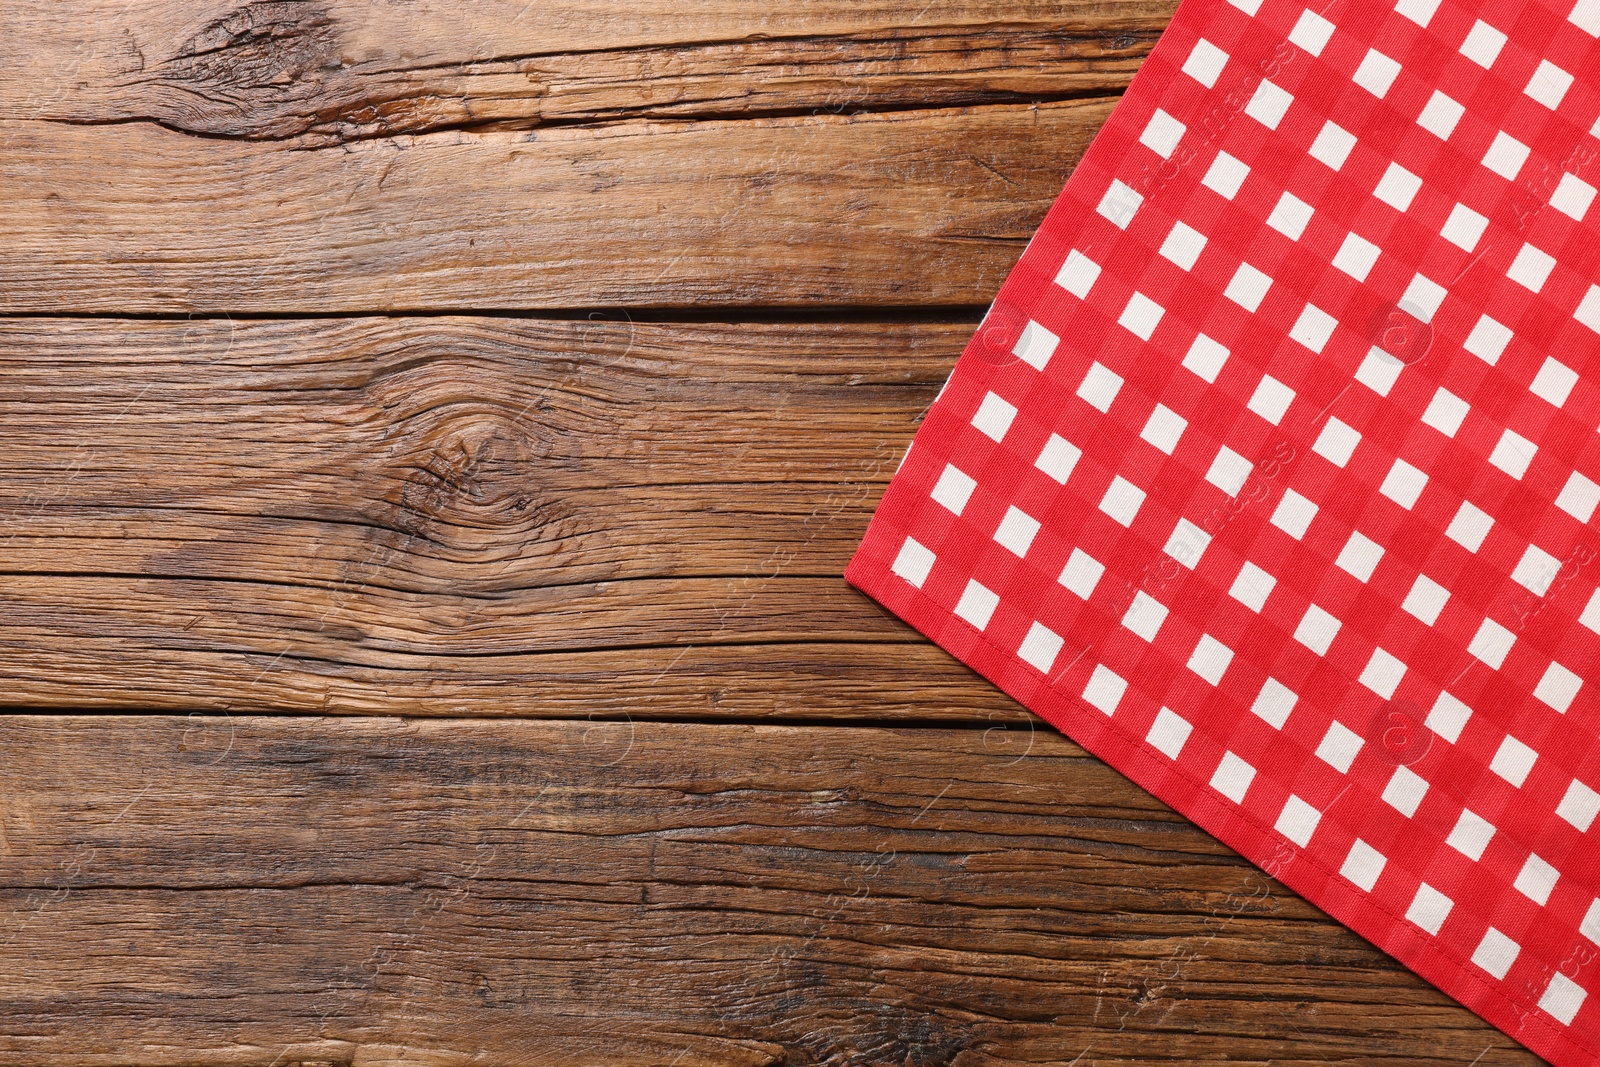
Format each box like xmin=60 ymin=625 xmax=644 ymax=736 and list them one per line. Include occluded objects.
xmin=845 ymin=0 xmax=1600 ymax=1060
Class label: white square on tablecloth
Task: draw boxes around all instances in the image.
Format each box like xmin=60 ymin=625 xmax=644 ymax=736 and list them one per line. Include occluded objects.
xmin=1289 ymin=9 xmax=1337 ymax=53
xmin=1417 ymin=90 xmax=1464 ymax=138
xmin=1340 ymin=839 xmax=1387 ymax=891
xmin=1460 ymin=20 xmax=1507 ymax=67
xmin=1295 ymin=604 xmax=1341 ymax=655
xmin=1337 ymin=532 xmax=1385 ymax=582
xmin=994 ymin=506 xmax=1040 ymax=557
xmin=1211 ymin=751 xmax=1256 ymax=803
xmin=1035 ymin=434 xmax=1082 ymax=484
xmin=1202 ymin=151 xmax=1250 ymax=199
xmin=1275 ymin=795 xmax=1322 ymax=846
xmin=1383 ymin=765 xmax=1429 ymax=817
xmin=1140 ymin=109 xmax=1187 ymax=157
xmin=1188 ymin=634 xmax=1234 ymax=684
xmin=1473 ymin=929 xmax=1520 ymax=980
xmin=1183 ymin=38 xmax=1230 ymax=88
xmin=1552 ymin=172 xmax=1597 ymax=221
xmin=1118 ymin=293 xmax=1165 ymax=341
xmin=1557 ymin=472 xmax=1600 ymax=522
xmin=1310 ymin=121 xmax=1358 ymax=169
xmin=1142 ymin=404 xmax=1188 ymax=453
xmin=1207 ymin=446 xmax=1254 ymax=496
xmin=1160 ymin=221 xmax=1208 ymax=270
xmin=1268 ymin=193 xmax=1316 ymax=240
xmin=1056 ymin=250 xmax=1102 ymax=297
xmin=1376 ymin=163 xmax=1422 ymax=209
xmin=1272 ymin=490 xmax=1319 ymax=539
xmin=1396 ymin=0 xmax=1441 ymax=24
xmin=1380 ymin=459 xmax=1428 ymax=509
xmin=1406 ymin=883 xmax=1453 ymax=935
xmin=1353 ymin=48 xmax=1402 ymax=97
xmin=1059 ymin=548 xmax=1105 ymax=599
xmin=1313 ymin=418 xmax=1361 ymax=466
xmin=1183 ymin=333 xmax=1231 ymax=382
xmin=1403 ymin=574 xmax=1450 ymax=624
xmin=1539 ymin=974 xmax=1587 ymax=1026
xmin=1166 ymin=518 xmax=1212 ymax=568
xmin=1447 ymin=808 xmax=1496 ymax=860
xmin=1230 ymin=561 xmax=1276 ymax=611
xmin=1018 ymin=622 xmax=1065 ymax=673
xmin=954 ymin=579 xmax=1000 ymax=629
xmin=1441 ymin=203 xmax=1488 ymax=251
xmin=891 ymin=537 xmax=936 ymax=588
xmin=1123 ymin=591 xmax=1170 ymax=641
xmin=1078 ymin=362 xmax=1124 ymax=412
xmin=1334 ymin=232 xmax=1381 ymax=280
xmin=1530 ymin=357 xmax=1579 ymax=406
xmin=1252 ymin=678 xmax=1298 ymax=729
xmin=1225 ymin=263 xmax=1274 ymax=311
xmin=1248 ymin=375 xmax=1296 ymax=424
xmin=1534 ymin=662 xmax=1582 ymax=713
xmin=1244 ymin=80 xmax=1294 ymax=129
xmin=1490 ymin=735 xmax=1538 ymax=787
xmin=1515 ymin=854 xmax=1560 ymax=905
xmin=931 ymin=464 xmax=977 ymax=515
xmin=1147 ymin=707 xmax=1193 ymax=758
xmin=1557 ymin=780 xmax=1600 ymax=832
xmin=1427 ymin=694 xmax=1473 ymax=744
xmin=1316 ymin=720 xmax=1364 ymax=773
xmin=1100 ymin=476 xmax=1146 ymax=526
xmin=971 ymin=392 xmax=1017 ymax=442
xmin=1083 ymin=664 xmax=1127 ymax=713
xmin=1464 ymin=314 xmax=1512 ymax=364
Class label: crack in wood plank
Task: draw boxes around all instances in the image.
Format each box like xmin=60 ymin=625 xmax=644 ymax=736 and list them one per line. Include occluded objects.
xmin=0 ymin=715 xmax=1540 ymax=1067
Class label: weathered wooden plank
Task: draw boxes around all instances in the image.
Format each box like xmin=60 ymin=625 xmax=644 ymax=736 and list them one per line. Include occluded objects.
xmin=1 ymin=0 xmax=1179 ymax=310
xmin=4 ymin=8 xmax=1166 ymax=142
xmin=2 ymin=97 xmax=1107 ymax=312
xmin=0 ymin=315 xmax=1012 ymax=717
xmin=0 ymin=715 xmax=1537 ymax=1067
xmin=0 ymin=0 xmax=1175 ymax=73
xmin=1 ymin=0 xmax=1171 ymax=140
xmin=1 ymin=640 xmax=1031 ymax=721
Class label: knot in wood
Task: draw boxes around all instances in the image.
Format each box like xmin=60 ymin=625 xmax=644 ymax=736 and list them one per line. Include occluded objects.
xmin=386 ymin=403 xmax=550 ymax=551
xmin=159 ymin=2 xmax=341 ymax=139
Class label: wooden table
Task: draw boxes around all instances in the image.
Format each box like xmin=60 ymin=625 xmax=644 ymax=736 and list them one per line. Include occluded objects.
xmin=0 ymin=2 xmax=1547 ymax=1064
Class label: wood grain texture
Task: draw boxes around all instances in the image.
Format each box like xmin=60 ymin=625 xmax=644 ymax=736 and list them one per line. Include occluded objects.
xmin=0 ymin=715 xmax=1537 ymax=1067
xmin=0 ymin=0 xmax=1183 ymax=313
xmin=2 ymin=101 xmax=1098 ymax=313
xmin=0 ymin=1 xmax=1524 ymax=1062
xmin=1 ymin=0 xmax=1172 ymax=138
xmin=0 ymin=315 xmax=1023 ymax=719
xmin=3 ymin=1 xmax=1171 ymax=140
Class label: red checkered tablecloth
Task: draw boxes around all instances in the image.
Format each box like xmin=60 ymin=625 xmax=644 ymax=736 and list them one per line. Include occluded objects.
xmin=846 ymin=0 xmax=1600 ymax=1060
